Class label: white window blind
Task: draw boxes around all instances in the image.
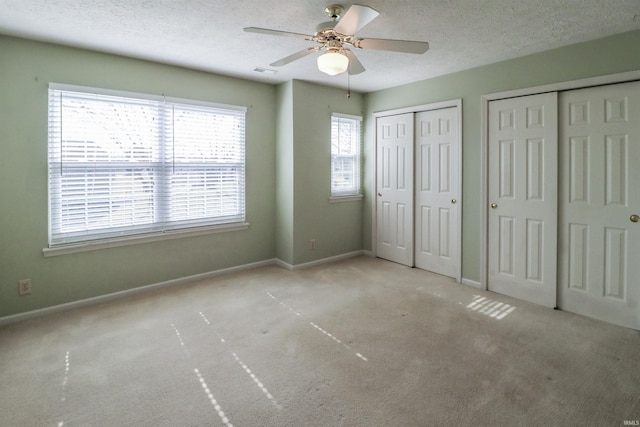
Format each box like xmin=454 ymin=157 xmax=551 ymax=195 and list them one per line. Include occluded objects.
xmin=331 ymin=113 xmax=361 ymax=196
xmin=48 ymin=84 xmax=246 ymax=247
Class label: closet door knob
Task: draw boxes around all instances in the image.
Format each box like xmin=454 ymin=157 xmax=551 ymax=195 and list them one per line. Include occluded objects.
xmin=377 ymin=192 xmax=382 ymax=197
xmin=491 ymin=203 xmax=498 ymax=209
xmin=451 ymin=199 xmax=457 ymax=204
xmin=631 ymin=214 xmax=639 ymax=223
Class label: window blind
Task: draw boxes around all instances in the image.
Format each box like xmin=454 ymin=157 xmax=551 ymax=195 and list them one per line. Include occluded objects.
xmin=331 ymin=113 xmax=361 ymax=196
xmin=48 ymin=84 xmax=246 ymax=247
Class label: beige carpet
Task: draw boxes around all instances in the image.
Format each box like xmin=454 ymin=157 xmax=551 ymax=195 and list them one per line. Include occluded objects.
xmin=1 ymin=255 xmax=639 ymax=426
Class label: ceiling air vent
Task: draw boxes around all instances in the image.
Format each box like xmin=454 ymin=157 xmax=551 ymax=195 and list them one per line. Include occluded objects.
xmin=253 ymin=67 xmax=278 ymax=74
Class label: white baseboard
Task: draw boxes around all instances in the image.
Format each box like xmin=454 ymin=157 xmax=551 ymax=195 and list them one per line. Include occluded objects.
xmin=0 ymin=252 xmax=371 ymax=326
xmin=0 ymin=258 xmax=276 ymax=327
xmin=273 ymin=258 xmax=293 ymax=271
xmin=461 ymin=278 xmax=482 ymax=289
xmin=284 ymin=250 xmax=366 ymax=271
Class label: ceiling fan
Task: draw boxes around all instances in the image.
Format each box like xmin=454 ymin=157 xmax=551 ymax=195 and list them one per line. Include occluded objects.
xmin=244 ymin=4 xmax=429 ymax=76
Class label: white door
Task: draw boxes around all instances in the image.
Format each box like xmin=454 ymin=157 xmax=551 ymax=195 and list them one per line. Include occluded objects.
xmin=414 ymin=107 xmax=460 ymax=278
xmin=558 ymin=81 xmax=640 ymax=329
xmin=488 ymin=93 xmax=558 ymax=307
xmin=376 ymin=113 xmax=414 ymax=266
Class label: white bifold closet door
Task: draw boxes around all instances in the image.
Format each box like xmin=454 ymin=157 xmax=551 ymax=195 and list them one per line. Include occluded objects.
xmin=414 ymin=107 xmax=460 ymax=278
xmin=487 ymin=92 xmax=558 ymax=308
xmin=558 ymin=81 xmax=640 ymax=330
xmin=376 ymin=113 xmax=415 ymax=267
xmin=376 ymin=107 xmax=461 ymax=278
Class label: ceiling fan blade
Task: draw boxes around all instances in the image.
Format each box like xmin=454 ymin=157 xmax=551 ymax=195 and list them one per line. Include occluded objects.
xmin=354 ymin=38 xmax=429 ymax=54
xmin=333 ymin=5 xmax=380 ymax=35
xmin=244 ymin=27 xmax=311 ymax=40
xmin=270 ymin=47 xmax=319 ymax=67
xmin=343 ymin=49 xmax=365 ymax=75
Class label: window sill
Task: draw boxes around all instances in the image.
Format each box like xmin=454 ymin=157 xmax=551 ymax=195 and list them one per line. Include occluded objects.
xmin=42 ymin=222 xmax=250 ymax=257
xmin=329 ymin=194 xmax=363 ymax=203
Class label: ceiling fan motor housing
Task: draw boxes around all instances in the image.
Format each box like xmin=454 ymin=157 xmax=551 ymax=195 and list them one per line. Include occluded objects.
xmin=315 ymin=21 xmax=338 ymax=36
xmin=324 ymin=4 xmax=344 ymax=20
xmin=315 ymin=4 xmax=344 ymax=38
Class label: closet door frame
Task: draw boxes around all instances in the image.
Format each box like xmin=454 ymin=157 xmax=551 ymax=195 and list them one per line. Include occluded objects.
xmin=373 ymin=99 xmax=463 ymax=283
xmin=480 ymin=70 xmax=640 ymax=291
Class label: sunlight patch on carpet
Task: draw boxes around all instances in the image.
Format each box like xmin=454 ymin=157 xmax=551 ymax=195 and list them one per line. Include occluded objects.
xmin=466 ymin=295 xmax=516 ymax=319
xmin=266 ymin=292 xmax=301 ymax=316
xmin=170 ymin=323 xmax=191 ymax=358
xmin=194 ymin=368 xmax=233 ymax=427
xmin=199 ymin=312 xmax=225 ymax=342
xmin=61 ymin=350 xmax=70 ymax=401
xmin=232 ymin=352 xmax=282 ymax=410
xmin=198 ymin=311 xmax=282 ymax=409
xmin=308 ymin=321 xmax=369 ymax=362
xmin=266 ymin=292 xmax=369 ymax=362
xmin=57 ymin=350 xmax=71 ymax=427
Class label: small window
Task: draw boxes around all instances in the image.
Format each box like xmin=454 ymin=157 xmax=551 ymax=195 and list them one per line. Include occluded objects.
xmin=47 ymin=84 xmax=246 ymax=247
xmin=331 ymin=113 xmax=362 ymax=198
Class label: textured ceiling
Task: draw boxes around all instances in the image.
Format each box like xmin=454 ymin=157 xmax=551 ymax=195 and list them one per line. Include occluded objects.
xmin=0 ymin=0 xmax=638 ymax=93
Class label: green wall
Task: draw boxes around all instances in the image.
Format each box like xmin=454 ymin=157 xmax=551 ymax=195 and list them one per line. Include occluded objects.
xmin=0 ymin=36 xmax=280 ymax=317
xmin=363 ymin=29 xmax=640 ymax=283
xmin=275 ymin=81 xmax=295 ymax=264
xmin=280 ymin=80 xmax=364 ymax=265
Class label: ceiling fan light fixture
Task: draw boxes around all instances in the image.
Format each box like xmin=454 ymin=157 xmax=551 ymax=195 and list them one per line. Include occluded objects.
xmin=317 ymin=49 xmax=349 ymax=75
xmin=246 ymin=4 xmax=428 ymax=77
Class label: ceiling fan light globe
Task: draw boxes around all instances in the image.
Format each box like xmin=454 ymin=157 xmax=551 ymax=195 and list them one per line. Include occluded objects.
xmin=317 ymin=51 xmax=349 ymax=75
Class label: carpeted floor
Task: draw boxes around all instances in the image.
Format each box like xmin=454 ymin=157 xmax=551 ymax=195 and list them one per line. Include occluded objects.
xmin=1 ymin=255 xmax=639 ymax=426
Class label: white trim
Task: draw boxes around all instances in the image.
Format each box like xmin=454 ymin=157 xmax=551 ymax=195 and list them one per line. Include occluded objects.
xmin=331 ymin=113 xmax=362 ymax=198
xmin=329 ymin=194 xmax=363 ymax=203
xmin=48 ymin=85 xmax=247 ymax=250
xmin=453 ymin=100 xmax=463 ymax=283
xmin=481 ymin=95 xmax=490 ymax=291
xmin=0 ymin=258 xmax=275 ymax=326
xmin=372 ymin=98 xmax=463 ymax=284
xmin=362 ymin=250 xmax=375 ymax=257
xmin=273 ymin=258 xmax=293 ymax=271
xmin=373 ymin=99 xmax=461 ymax=118
xmin=49 ymin=82 xmax=247 ymax=112
xmin=461 ymin=278 xmax=482 ymax=289
xmin=279 ymin=251 xmax=366 ymax=271
xmin=332 ymin=112 xmax=363 ymax=121
xmin=481 ymin=70 xmax=640 ymax=103
xmin=480 ymin=70 xmax=640 ymax=291
xmin=43 ymin=223 xmax=250 ymax=257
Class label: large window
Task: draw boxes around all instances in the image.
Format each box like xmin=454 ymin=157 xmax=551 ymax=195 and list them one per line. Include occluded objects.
xmin=47 ymin=84 xmax=246 ymax=247
xmin=330 ymin=113 xmax=362 ymax=198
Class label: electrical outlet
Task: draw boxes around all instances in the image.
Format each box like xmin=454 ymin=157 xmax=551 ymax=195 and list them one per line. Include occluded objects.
xmin=18 ymin=279 xmax=32 ymax=296
xmin=310 ymin=239 xmax=316 ymax=250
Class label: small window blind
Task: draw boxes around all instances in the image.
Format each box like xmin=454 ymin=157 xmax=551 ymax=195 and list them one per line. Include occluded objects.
xmin=48 ymin=84 xmax=246 ymax=247
xmin=331 ymin=113 xmax=362 ymax=196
